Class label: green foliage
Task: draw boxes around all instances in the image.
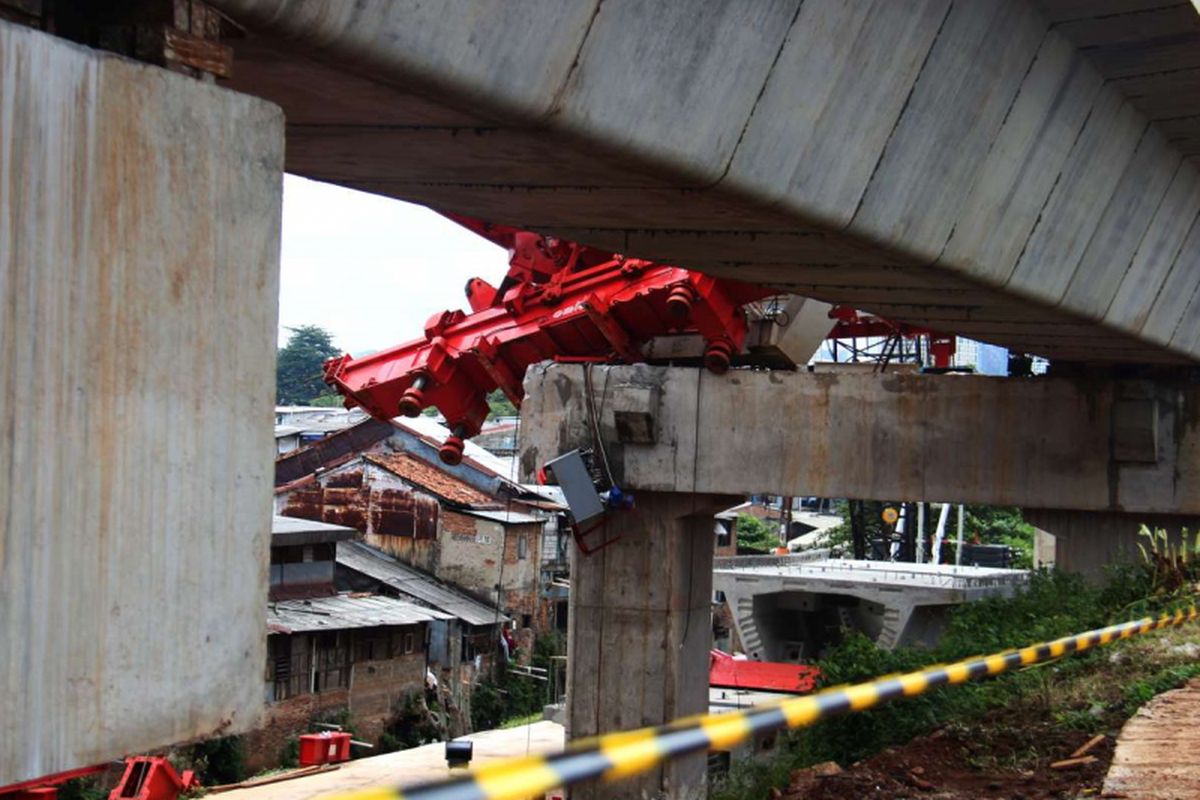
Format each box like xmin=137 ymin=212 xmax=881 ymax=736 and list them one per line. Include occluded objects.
xmin=486 ymin=389 xmax=518 ymax=419
xmin=1123 ymin=663 xmax=1200 ymax=713
xmin=184 ymin=736 xmax=246 ymax=785
xmin=279 ymin=737 xmax=299 ymax=769
xmin=309 ymin=393 xmax=346 ymax=408
xmin=384 ymin=694 xmax=442 ymax=750
xmin=963 ymin=505 xmax=1035 ymax=568
xmin=276 ymin=325 xmax=341 ymax=405
xmin=736 ymin=513 xmax=779 ymax=554
xmin=57 ymin=779 xmax=106 ymax=800
xmin=470 ymin=634 xmax=564 ymax=731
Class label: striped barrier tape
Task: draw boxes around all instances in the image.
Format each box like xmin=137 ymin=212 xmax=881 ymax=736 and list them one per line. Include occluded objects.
xmin=342 ymin=605 xmax=1198 ymax=800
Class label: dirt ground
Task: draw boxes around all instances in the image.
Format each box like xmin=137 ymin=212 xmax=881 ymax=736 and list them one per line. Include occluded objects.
xmin=780 ymin=715 xmax=1115 ymax=800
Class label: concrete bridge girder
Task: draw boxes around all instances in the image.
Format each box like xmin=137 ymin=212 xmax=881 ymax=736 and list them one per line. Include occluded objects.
xmin=211 ymin=0 xmax=1200 ymax=364
xmin=518 ymin=364 xmax=1200 ymax=517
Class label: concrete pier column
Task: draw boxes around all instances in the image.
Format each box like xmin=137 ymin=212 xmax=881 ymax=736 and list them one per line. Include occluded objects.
xmin=566 ymin=492 xmax=726 ymax=800
xmin=1026 ymin=510 xmax=1200 ymax=581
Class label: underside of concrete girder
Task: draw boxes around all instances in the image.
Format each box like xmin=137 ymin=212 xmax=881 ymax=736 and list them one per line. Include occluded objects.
xmin=210 ymin=0 xmax=1200 ymax=365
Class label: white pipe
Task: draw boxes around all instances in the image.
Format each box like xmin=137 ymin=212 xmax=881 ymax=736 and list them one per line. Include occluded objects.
xmin=916 ymin=503 xmax=926 ymax=563
xmin=955 ymin=504 xmax=965 ymax=565
xmin=932 ymin=502 xmax=950 ymax=564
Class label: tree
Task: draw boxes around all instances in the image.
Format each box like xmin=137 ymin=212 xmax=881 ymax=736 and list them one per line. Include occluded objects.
xmin=736 ymin=513 xmax=779 ymax=554
xmin=276 ymin=325 xmax=342 ymax=405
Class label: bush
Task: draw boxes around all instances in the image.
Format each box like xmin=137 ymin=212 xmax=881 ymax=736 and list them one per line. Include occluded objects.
xmin=182 ymin=736 xmax=246 ymax=785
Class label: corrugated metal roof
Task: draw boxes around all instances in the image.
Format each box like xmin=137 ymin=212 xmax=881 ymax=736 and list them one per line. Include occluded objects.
xmin=268 ymin=592 xmax=451 ymax=634
xmin=461 ymin=508 xmax=542 ymax=526
xmin=364 ymin=452 xmax=498 ymax=508
xmin=337 ymin=540 xmax=506 ymax=627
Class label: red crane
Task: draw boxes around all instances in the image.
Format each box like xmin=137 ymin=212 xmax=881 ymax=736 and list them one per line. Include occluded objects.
xmin=323 ymin=216 xmax=775 ymax=465
xmin=323 ymin=216 xmax=958 ymax=465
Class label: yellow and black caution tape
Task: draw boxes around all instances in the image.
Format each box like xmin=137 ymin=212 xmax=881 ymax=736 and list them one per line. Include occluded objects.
xmin=342 ymin=606 xmax=1198 ymax=800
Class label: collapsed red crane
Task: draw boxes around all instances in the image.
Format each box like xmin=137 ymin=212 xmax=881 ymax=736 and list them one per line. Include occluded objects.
xmin=323 ymin=216 xmax=959 ymax=465
xmin=323 ymin=215 xmax=775 ymax=465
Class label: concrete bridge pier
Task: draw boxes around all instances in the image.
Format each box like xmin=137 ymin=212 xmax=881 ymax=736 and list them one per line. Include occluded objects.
xmin=565 ymin=491 xmax=730 ymax=800
xmin=1026 ymin=510 xmax=1200 ymax=579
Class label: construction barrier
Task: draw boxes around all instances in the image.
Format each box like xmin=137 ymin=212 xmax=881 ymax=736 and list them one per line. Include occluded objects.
xmin=340 ymin=606 xmax=1198 ymax=800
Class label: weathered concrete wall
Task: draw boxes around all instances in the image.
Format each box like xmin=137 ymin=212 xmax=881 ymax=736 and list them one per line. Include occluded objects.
xmin=1026 ymin=510 xmax=1200 ymax=581
xmin=0 ymin=23 xmax=282 ymax=784
xmin=520 ymin=364 xmax=1200 ymax=515
xmin=212 ymin=0 xmax=1200 ymax=365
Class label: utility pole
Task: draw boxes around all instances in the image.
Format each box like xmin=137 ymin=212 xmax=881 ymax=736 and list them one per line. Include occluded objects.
xmin=955 ymin=504 xmax=966 ymax=565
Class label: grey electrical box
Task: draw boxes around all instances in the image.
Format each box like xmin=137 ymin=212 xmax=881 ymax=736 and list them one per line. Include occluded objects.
xmin=545 ymin=450 xmax=605 ymax=524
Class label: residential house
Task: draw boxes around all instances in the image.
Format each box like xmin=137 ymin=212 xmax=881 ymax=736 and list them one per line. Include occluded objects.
xmin=243 ymin=517 xmax=449 ymax=772
xmin=335 ymin=540 xmax=506 ymax=733
xmin=276 ymin=451 xmax=557 ymax=636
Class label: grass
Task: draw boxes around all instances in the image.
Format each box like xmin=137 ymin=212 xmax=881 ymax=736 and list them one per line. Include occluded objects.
xmin=499 ymin=712 xmax=545 ymax=729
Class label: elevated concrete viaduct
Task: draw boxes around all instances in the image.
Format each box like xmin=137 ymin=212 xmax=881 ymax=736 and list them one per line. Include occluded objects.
xmin=517 ymin=363 xmax=1200 ymax=796
xmin=210 ymin=0 xmax=1200 ymax=365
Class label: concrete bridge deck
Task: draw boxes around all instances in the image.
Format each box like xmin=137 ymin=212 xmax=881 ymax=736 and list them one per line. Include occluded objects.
xmin=210 ymin=0 xmax=1200 ymax=365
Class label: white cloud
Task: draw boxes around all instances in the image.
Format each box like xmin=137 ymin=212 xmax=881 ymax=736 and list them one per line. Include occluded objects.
xmin=278 ymin=174 xmax=509 ymax=355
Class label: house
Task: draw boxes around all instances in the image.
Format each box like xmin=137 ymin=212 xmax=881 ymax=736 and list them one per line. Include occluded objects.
xmin=336 ymin=539 xmax=506 ymax=733
xmin=276 ymin=451 xmax=559 ymax=636
xmin=243 ymin=517 xmax=450 ymax=773
xmin=274 ymin=406 xmax=371 ymax=455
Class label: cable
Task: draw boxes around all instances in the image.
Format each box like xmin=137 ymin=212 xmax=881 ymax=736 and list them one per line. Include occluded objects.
xmin=322 ymin=604 xmax=1199 ymax=800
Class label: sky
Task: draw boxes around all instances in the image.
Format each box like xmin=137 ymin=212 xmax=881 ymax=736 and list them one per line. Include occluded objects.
xmin=278 ymin=175 xmax=509 ymax=355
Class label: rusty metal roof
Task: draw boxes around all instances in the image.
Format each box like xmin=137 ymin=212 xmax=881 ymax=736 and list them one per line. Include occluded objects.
xmin=267 ymin=592 xmax=452 ymax=635
xmin=337 ymin=540 xmax=506 ymax=627
xmin=364 ymin=452 xmax=499 ymax=508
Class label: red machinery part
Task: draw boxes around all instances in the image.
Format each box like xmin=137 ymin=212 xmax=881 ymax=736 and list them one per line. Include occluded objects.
xmin=323 ymin=217 xmax=961 ymax=463
xmin=324 ymin=218 xmax=773 ymax=462
xmin=709 ymin=650 xmax=820 ymax=694
xmin=108 ymin=758 xmax=197 ymax=800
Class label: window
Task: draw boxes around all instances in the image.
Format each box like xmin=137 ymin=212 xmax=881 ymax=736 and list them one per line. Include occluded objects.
xmin=521 ymin=613 xmax=532 ymax=629
xmin=313 ymin=632 xmax=349 ymax=692
xmin=517 ymin=535 xmax=528 ymax=560
xmin=713 ymin=590 xmax=726 ymax=604
xmin=403 ymin=632 xmax=415 ymax=654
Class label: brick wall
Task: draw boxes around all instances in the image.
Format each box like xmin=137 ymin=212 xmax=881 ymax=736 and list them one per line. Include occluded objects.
xmin=242 ymin=688 xmax=349 ymax=774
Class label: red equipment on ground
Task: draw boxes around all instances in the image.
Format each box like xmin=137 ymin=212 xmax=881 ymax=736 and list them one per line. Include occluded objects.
xmin=323 ymin=216 xmax=774 ymax=465
xmin=708 ymin=650 xmax=820 ymax=694
xmin=107 ymin=758 xmax=197 ymax=800
xmin=297 ymin=732 xmax=352 ymax=767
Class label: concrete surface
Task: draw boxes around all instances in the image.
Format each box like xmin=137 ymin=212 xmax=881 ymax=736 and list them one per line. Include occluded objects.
xmin=567 ymin=492 xmax=728 ymax=800
xmin=209 ymin=0 xmax=1200 ymax=365
xmin=518 ymin=363 xmax=1200 ymax=515
xmin=714 ymin=559 xmax=1027 ymax=656
xmin=218 ymin=722 xmax=565 ymax=800
xmin=1103 ymin=678 xmax=1200 ymax=799
xmin=1026 ymin=510 xmax=1200 ymax=581
xmin=0 ymin=22 xmax=282 ymax=784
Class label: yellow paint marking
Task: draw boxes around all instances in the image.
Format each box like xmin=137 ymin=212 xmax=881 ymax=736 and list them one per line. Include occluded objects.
xmin=899 ymin=673 xmax=929 ymax=695
xmin=1048 ymin=641 xmax=1066 ymax=658
xmin=699 ymin=713 xmax=753 ymax=750
xmin=474 ymin=757 xmax=562 ymax=800
xmin=944 ymin=662 xmax=970 ymax=684
xmin=985 ymin=654 xmax=1009 ymax=674
xmin=844 ymin=683 xmax=881 ymax=711
xmin=600 ymin=729 xmax=665 ymax=780
xmin=780 ymin=696 xmax=821 ymax=728
xmin=1019 ymin=646 xmax=1040 ymax=665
